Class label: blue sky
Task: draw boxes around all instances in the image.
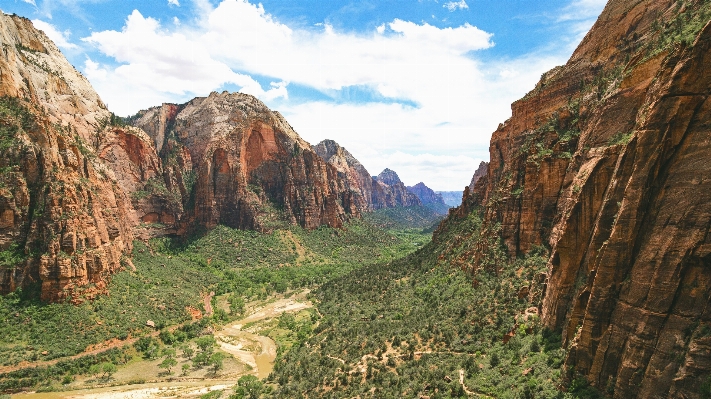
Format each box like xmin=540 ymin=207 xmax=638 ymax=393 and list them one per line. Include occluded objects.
xmin=2 ymin=0 xmax=606 ymax=191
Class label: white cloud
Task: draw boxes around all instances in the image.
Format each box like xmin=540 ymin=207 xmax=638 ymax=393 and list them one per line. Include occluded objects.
xmin=82 ymin=10 xmax=286 ymax=113
xmin=558 ymin=0 xmax=606 ymax=22
xmin=444 ymin=0 xmax=468 ymax=12
xmin=81 ymin=0 xmax=572 ymax=189
xmin=22 ymin=0 xmax=37 ymax=6
xmin=168 ymin=0 xmax=180 ymax=6
xmin=32 ymin=19 xmax=78 ymax=50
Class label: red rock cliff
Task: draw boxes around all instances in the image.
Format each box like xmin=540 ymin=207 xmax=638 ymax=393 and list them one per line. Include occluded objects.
xmin=0 ymin=14 xmax=135 ymax=302
xmin=131 ymin=93 xmax=361 ymax=231
xmin=439 ymin=0 xmax=711 ymax=397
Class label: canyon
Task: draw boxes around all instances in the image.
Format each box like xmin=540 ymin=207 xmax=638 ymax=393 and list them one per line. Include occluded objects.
xmin=1 ymin=0 xmax=711 ymax=397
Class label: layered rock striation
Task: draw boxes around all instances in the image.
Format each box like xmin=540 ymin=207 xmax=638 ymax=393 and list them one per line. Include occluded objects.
xmin=438 ymin=0 xmax=711 ymax=397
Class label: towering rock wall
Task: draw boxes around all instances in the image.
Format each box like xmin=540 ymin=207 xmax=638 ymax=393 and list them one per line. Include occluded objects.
xmin=371 ymin=168 xmax=421 ymax=210
xmin=313 ymin=139 xmax=373 ymax=213
xmin=438 ymin=0 xmax=711 ymax=397
xmin=0 ymin=14 xmax=136 ymax=302
xmin=0 ymin=15 xmax=364 ymax=301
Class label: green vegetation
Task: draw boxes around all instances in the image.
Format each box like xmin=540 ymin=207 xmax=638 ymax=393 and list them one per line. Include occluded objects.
xmin=608 ymin=131 xmax=634 ymax=146
xmin=0 ymin=218 xmax=429 ymax=393
xmin=0 ymin=348 xmax=129 ymax=392
xmin=154 ymin=220 xmax=422 ymax=299
xmin=0 ymin=96 xmax=35 ymax=152
xmin=646 ymin=0 xmax=711 ymax=58
xmin=0 ymin=242 xmax=219 ymax=367
xmin=0 ymin=243 xmax=27 ymax=269
xmin=267 ymin=209 xmax=596 ymax=398
xmin=363 ymin=205 xmax=445 ymax=230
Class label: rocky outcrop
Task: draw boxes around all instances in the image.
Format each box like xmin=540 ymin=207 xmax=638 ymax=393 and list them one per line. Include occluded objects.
xmin=468 ymin=161 xmax=488 ymax=192
xmin=406 ymin=182 xmax=449 ymax=215
xmin=131 ymin=93 xmax=360 ymax=231
xmin=438 ymin=0 xmax=711 ymax=397
xmin=371 ymin=168 xmax=421 ymax=210
xmin=0 ymin=14 xmax=134 ymax=302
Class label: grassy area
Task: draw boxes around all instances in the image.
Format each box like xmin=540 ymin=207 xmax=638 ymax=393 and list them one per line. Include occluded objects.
xmin=363 ymin=205 xmax=445 ymax=230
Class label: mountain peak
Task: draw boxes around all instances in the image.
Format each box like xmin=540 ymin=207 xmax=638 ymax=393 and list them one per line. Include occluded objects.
xmin=376 ymin=168 xmax=402 ymax=186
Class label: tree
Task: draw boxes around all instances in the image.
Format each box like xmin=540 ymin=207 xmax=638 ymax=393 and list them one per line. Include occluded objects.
xmin=88 ymin=364 xmax=101 ymax=379
xmin=229 ymin=295 xmax=245 ymax=315
xmin=196 ymin=336 xmax=217 ymax=353
xmin=231 ymin=375 xmax=263 ymax=399
xmin=181 ymin=345 xmax=195 ymax=359
xmin=181 ymin=363 xmax=191 ymax=376
xmin=101 ymin=362 xmax=117 ymax=379
xmin=159 ymin=356 xmax=178 ymax=374
xmin=209 ymin=352 xmax=226 ymax=375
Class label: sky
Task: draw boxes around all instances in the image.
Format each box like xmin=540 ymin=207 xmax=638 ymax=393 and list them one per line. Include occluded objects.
xmin=2 ymin=0 xmax=607 ymax=191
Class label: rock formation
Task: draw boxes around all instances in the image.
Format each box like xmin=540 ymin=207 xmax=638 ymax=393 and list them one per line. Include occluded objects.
xmin=437 ymin=1 xmax=711 ymax=397
xmin=312 ymin=139 xmax=373 ymax=212
xmin=468 ymin=161 xmax=488 ymax=192
xmin=0 ymin=14 xmax=134 ymax=302
xmin=406 ymin=182 xmax=449 ymax=215
xmin=130 ymin=94 xmax=360 ymax=232
xmin=0 ymin=15 xmax=363 ymax=301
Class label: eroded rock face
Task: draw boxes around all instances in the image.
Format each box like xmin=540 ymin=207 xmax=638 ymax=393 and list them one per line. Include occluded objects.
xmin=468 ymin=161 xmax=488 ymax=192
xmin=131 ymin=93 xmax=360 ymax=231
xmin=0 ymin=15 xmax=362 ymax=302
xmin=312 ymin=139 xmax=426 ymax=213
xmin=438 ymin=0 xmax=711 ymax=397
xmin=0 ymin=14 xmax=134 ymax=302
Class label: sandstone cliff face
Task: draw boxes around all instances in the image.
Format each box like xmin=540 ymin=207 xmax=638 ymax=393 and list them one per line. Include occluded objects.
xmin=468 ymin=161 xmax=488 ymax=192
xmin=0 ymin=14 xmax=135 ymax=302
xmin=0 ymin=15 xmax=361 ymax=302
xmin=131 ymin=93 xmax=360 ymax=231
xmin=438 ymin=1 xmax=711 ymax=397
xmin=406 ymin=182 xmax=449 ymax=215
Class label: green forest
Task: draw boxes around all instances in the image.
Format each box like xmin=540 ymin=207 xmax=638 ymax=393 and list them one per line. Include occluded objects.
xmin=0 ymin=206 xmax=603 ymax=397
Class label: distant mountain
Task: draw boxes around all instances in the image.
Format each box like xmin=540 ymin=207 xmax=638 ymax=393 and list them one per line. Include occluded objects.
xmin=406 ymin=183 xmax=450 ymax=215
xmin=313 ymin=141 xmax=421 ymax=210
xmin=436 ymin=191 xmax=463 ymax=207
